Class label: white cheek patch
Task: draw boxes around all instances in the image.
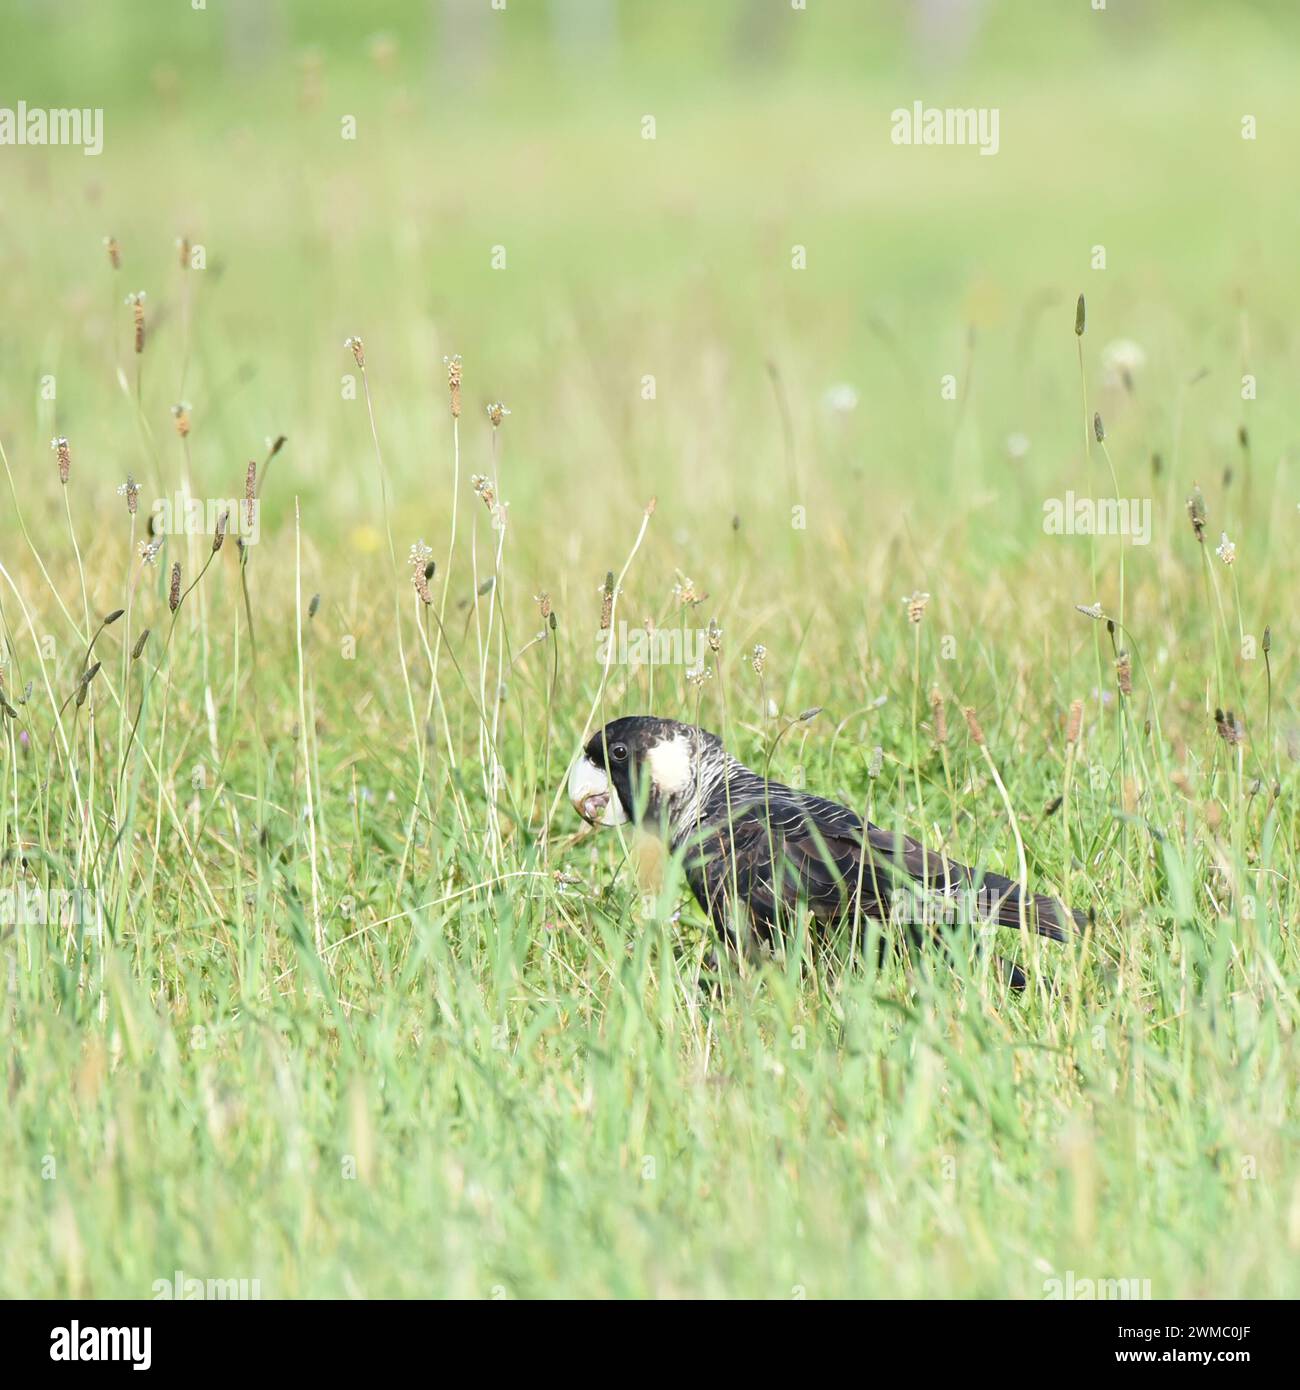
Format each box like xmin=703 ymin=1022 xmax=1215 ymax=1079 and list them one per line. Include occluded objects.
xmin=647 ymin=733 xmax=694 ymax=799
xmin=567 ymin=755 xmax=630 ymax=827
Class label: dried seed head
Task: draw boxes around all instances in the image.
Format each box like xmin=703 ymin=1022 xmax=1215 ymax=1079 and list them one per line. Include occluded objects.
xmin=685 ymin=661 xmax=712 ymax=688
xmin=867 ymin=746 xmax=884 ymax=778
xmin=1214 ymin=708 xmax=1243 ymax=746
xmin=929 ymin=687 xmax=948 ymax=746
xmin=535 ymin=591 xmax=552 ymax=621
xmin=169 ymin=562 xmax=182 ymax=612
xmin=1074 ymin=293 xmax=1086 ymax=336
xmin=132 ymin=628 xmax=151 ymax=660
xmin=1093 ymin=411 xmax=1105 ymax=442
xmin=751 ymin=643 xmax=767 ymax=677
xmin=50 ymin=436 xmax=71 ymax=485
xmin=117 ymin=475 xmax=140 ymax=515
xmin=407 ymin=539 xmax=434 ymax=602
xmin=212 ymin=510 xmax=229 ymax=552
xmin=706 ymin=618 xmax=723 ymax=654
xmin=1075 ymin=601 xmax=1105 ymax=621
xmin=171 ymin=401 xmax=191 ymax=437
xmin=177 ymin=236 xmax=191 ymax=269
xmin=902 ymin=590 xmax=930 ymax=624
xmin=444 ymin=354 xmax=462 ymax=417
xmin=1186 ymin=485 xmax=1207 ymax=542
xmin=1215 ymin=532 xmax=1236 ymax=566
xmin=600 ymin=571 xmax=615 ymax=631
xmin=127 ymin=291 xmax=146 ymax=353
xmin=244 ymin=459 xmax=257 ymax=528
xmin=672 ymin=574 xmax=703 ymax=607
xmin=485 ymin=401 xmax=510 ymax=428
xmin=1066 ymin=699 xmax=1084 ymax=745
xmin=345 ymin=336 xmax=365 ymax=369
xmin=137 ymin=539 xmax=161 ymax=566
xmin=962 ymin=706 xmax=986 ymax=746
xmin=1115 ymin=650 xmax=1133 ymax=697
xmin=76 ymin=661 xmax=102 ymax=708
xmin=103 ymin=235 xmax=121 ymax=270
xmin=471 ymin=474 xmax=496 ymax=511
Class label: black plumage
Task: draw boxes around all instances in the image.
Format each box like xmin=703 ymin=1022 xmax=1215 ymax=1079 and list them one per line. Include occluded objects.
xmin=568 ymin=715 xmax=1080 ymax=983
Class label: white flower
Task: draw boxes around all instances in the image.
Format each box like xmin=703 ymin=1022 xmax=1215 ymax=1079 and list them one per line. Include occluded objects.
xmin=1216 ymin=532 xmax=1236 ymax=566
xmin=1101 ymin=338 xmax=1146 ymax=385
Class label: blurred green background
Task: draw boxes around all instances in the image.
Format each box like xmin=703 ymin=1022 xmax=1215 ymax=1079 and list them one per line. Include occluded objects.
xmin=3 ymin=0 xmax=1298 ymax=552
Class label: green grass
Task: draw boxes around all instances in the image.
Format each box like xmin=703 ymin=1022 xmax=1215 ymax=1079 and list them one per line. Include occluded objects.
xmin=1 ymin=0 xmax=1298 ymax=1298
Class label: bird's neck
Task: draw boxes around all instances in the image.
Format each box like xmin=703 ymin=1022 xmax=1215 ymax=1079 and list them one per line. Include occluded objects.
xmin=665 ymin=751 xmax=762 ymax=848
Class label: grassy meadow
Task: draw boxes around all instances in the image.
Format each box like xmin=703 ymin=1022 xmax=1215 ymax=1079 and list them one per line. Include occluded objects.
xmin=1 ymin=0 xmax=1299 ymax=1298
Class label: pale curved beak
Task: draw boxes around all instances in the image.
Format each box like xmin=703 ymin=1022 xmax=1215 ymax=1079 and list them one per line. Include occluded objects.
xmin=568 ymin=755 xmax=629 ymax=827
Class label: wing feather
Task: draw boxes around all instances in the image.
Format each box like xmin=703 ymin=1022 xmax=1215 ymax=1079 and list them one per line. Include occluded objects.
xmin=684 ymin=779 xmax=1080 ymax=943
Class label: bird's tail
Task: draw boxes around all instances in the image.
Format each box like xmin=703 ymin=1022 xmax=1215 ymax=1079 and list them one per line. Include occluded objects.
xmin=862 ymin=826 xmax=1083 ymax=943
xmin=977 ymin=867 xmax=1084 ymax=942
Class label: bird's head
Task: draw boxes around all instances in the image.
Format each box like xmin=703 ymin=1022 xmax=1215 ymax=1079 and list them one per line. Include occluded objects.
xmin=567 ymin=716 xmax=721 ymax=833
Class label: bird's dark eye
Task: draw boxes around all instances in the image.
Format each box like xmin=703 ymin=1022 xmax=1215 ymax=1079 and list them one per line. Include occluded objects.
xmin=610 ymin=743 xmax=628 ymax=763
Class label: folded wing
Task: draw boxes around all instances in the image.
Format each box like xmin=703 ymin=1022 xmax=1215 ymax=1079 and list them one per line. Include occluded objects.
xmin=683 ymin=784 xmax=1080 ymax=945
